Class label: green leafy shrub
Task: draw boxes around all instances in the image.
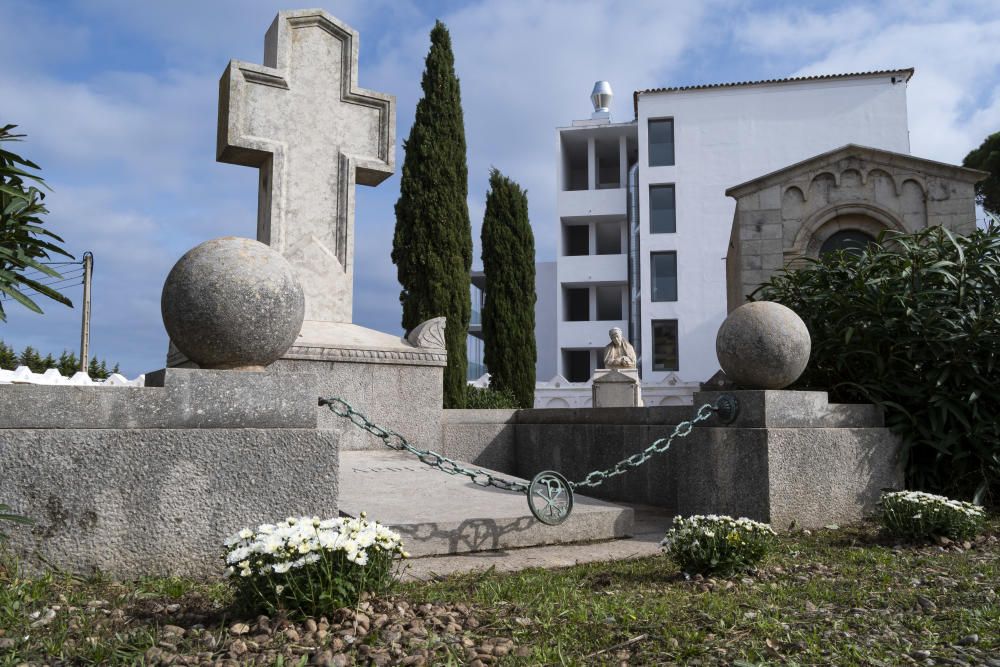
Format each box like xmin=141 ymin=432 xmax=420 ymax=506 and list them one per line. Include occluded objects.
xmin=223 ymin=514 xmax=406 ymax=617
xmin=660 ymin=515 xmax=776 ymax=575
xmin=0 ymin=124 xmax=74 ymax=320
xmin=880 ymin=491 xmax=986 ymax=541
xmin=754 ymin=225 xmax=1000 ymax=502
xmin=464 ymin=384 xmax=520 ymax=409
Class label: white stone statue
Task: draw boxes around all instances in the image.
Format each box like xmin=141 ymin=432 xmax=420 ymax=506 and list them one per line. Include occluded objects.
xmin=603 ymin=327 xmax=637 ymax=369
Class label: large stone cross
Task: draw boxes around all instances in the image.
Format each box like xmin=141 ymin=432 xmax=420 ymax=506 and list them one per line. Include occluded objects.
xmin=218 ymin=9 xmax=395 ymax=323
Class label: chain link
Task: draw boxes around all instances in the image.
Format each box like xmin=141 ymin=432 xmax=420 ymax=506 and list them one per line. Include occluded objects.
xmin=320 ymin=397 xmax=719 ymax=493
xmin=569 ymin=402 xmax=717 ymax=489
xmin=320 ymin=397 xmax=530 ymax=493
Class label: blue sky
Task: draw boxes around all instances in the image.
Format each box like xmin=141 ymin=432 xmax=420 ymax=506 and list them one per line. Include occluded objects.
xmin=1 ymin=0 xmax=998 ymax=376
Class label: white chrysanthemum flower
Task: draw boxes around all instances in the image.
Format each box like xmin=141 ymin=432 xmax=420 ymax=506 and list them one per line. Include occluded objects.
xmin=273 ymin=562 xmax=291 ymax=574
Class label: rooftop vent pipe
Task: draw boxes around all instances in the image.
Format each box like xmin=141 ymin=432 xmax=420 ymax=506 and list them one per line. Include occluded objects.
xmin=627 ymin=162 xmax=642 ymax=375
xmin=591 ymin=81 xmax=612 ymax=120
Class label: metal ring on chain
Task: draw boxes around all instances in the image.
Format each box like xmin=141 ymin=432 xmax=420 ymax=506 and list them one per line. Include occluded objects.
xmin=527 ymin=471 xmax=574 ymax=525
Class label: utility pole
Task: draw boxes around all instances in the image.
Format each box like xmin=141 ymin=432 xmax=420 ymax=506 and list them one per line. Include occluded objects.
xmin=79 ymin=252 xmax=93 ymax=373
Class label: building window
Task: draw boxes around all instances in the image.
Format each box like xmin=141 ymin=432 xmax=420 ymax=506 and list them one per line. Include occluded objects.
xmin=652 ymin=320 xmax=679 ymax=371
xmin=564 ymin=287 xmax=590 ymax=321
xmin=595 ymin=285 xmax=623 ymax=320
xmin=649 ymin=184 xmax=676 ymax=233
xmin=820 ymin=229 xmax=876 ymax=257
xmin=648 ymin=118 xmax=675 ymax=167
xmin=651 ymin=252 xmax=677 ymax=302
xmin=564 ymin=224 xmax=589 ymax=256
xmin=563 ymin=349 xmax=592 ymax=383
xmin=595 ymin=221 xmax=622 ymax=254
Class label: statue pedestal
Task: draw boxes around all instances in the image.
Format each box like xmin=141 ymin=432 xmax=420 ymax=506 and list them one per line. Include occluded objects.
xmin=591 ymin=368 xmax=643 ymax=408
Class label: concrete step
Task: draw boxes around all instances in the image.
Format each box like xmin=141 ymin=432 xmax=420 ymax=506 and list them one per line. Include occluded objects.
xmin=339 ymin=450 xmax=634 ymax=557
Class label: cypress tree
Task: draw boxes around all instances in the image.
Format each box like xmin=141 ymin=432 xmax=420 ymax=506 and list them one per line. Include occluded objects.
xmin=481 ymin=168 xmax=536 ymax=408
xmin=18 ymin=345 xmax=42 ymax=372
xmin=392 ymin=20 xmax=472 ymax=408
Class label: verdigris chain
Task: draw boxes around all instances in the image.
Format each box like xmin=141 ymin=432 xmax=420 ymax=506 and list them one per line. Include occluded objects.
xmin=319 ymin=397 xmax=730 ymax=525
xmin=320 ymin=397 xmax=529 ymax=493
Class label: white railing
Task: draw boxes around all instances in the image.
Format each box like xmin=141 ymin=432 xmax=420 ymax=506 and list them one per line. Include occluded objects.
xmin=470 ymin=372 xmax=699 ymax=408
xmin=0 ymin=366 xmax=145 ymax=387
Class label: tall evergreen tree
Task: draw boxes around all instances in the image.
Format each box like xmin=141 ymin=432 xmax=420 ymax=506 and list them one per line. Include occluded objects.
xmin=963 ymin=131 xmax=1000 ymax=217
xmin=392 ymin=20 xmax=472 ymax=408
xmin=0 ymin=341 xmax=15 ymax=369
xmin=481 ymin=168 xmax=536 ymax=408
xmin=40 ymin=353 xmax=56 ymax=371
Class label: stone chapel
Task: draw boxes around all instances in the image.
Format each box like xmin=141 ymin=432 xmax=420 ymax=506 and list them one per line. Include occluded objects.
xmin=725 ymin=144 xmax=987 ymax=311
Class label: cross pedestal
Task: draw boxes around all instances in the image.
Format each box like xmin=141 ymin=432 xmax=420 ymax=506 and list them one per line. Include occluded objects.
xmin=166 ymin=9 xmax=449 ymax=450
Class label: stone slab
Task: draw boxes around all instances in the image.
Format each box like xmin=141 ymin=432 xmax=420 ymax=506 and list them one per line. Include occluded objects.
xmin=695 ymin=390 xmax=884 ymax=428
xmin=339 ymin=450 xmax=634 ymax=557
xmin=0 ymin=367 xmax=316 ymax=430
xmin=273 ymin=358 xmax=443 ymax=452
xmin=0 ymin=428 xmax=339 ymax=579
xmin=403 ymin=506 xmax=670 ymax=581
xmin=515 ymin=405 xmax=693 ymax=425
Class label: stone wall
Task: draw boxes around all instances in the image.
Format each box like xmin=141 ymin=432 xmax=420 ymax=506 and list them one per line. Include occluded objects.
xmin=0 ymin=369 xmax=339 ymax=579
xmin=439 ymin=392 xmax=902 ymax=529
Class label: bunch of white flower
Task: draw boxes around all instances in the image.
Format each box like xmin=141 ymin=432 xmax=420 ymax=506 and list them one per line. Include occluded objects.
xmin=661 ymin=514 xmax=776 ymax=575
xmin=880 ymin=491 xmax=985 ymax=541
xmin=222 ymin=513 xmax=408 ymax=615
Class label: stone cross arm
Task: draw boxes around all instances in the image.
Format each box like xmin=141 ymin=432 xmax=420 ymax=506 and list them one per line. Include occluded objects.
xmin=217 ymin=9 xmax=395 ymax=323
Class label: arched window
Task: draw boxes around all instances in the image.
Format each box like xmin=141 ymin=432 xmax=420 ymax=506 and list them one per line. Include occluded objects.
xmin=820 ymin=229 xmax=876 ymax=257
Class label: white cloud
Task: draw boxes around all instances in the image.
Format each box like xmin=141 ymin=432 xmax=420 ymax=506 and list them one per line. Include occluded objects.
xmin=732 ymin=4 xmax=1000 ymax=164
xmin=735 ymin=7 xmax=879 ymax=56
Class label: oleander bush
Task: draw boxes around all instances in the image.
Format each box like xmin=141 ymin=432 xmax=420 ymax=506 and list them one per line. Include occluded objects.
xmin=661 ymin=515 xmax=776 ymax=575
xmin=754 ymin=225 xmax=1000 ymax=503
xmin=880 ymin=490 xmax=986 ymax=541
xmin=464 ymin=384 xmax=520 ymax=409
xmin=223 ymin=514 xmax=407 ymax=617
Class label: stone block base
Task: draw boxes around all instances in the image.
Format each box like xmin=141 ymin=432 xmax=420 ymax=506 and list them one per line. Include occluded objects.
xmin=0 ymin=429 xmax=338 ymax=579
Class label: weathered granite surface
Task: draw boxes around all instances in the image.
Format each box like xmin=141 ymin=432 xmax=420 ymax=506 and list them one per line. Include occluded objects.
xmin=440 ymin=409 xmax=518 ymax=473
xmin=447 ymin=390 xmax=901 ymax=529
xmin=218 ymin=9 xmax=394 ymax=324
xmin=1 ymin=429 xmax=338 ymax=578
xmin=716 ymin=301 xmax=810 ymax=389
xmin=592 ymin=368 xmax=642 ymax=407
xmin=0 ymin=368 xmax=316 ymax=429
xmin=161 ymin=237 xmax=304 ymax=370
xmin=339 ymin=451 xmax=632 ymax=557
xmin=272 ymin=357 xmax=444 ymax=452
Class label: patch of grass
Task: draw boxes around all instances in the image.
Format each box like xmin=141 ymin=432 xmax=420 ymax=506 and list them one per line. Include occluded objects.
xmin=403 ymin=517 xmax=1000 ymax=665
xmin=0 ymin=517 xmax=997 ymax=665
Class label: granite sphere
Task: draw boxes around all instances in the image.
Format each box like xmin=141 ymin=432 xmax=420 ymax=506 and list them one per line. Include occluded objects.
xmin=161 ymin=237 xmax=304 ymax=370
xmin=716 ymin=301 xmax=811 ymax=389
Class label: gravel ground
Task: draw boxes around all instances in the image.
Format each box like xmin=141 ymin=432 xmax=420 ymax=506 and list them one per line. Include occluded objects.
xmin=139 ymin=597 xmax=521 ymax=666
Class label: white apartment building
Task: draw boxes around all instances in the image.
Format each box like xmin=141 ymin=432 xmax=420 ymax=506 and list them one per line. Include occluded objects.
xmin=553 ymin=70 xmax=912 ymax=386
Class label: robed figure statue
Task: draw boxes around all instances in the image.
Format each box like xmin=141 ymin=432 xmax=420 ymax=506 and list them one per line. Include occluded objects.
xmin=603 ymin=327 xmax=637 ymax=369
